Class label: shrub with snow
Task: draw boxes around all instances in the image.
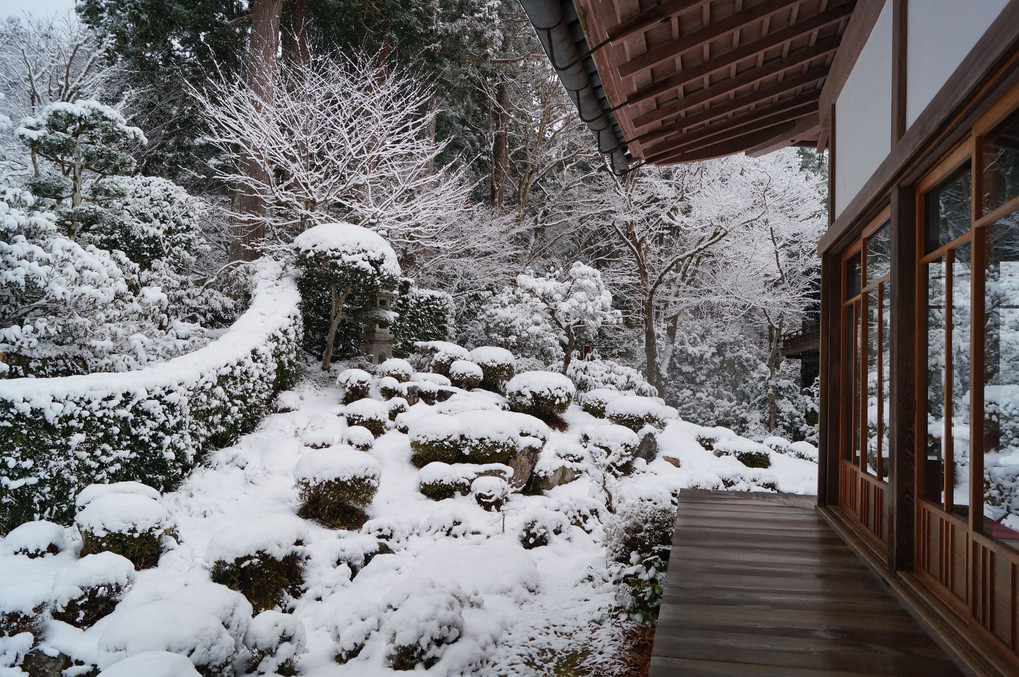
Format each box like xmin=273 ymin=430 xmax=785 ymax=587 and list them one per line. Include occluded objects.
xmin=273 ymin=390 xmax=302 ymax=413
xmin=713 ymin=439 xmax=773 ymax=469
xmin=97 ymin=651 xmax=202 ymax=677
xmin=51 ymin=552 xmax=136 ymax=628
xmin=469 ymin=346 xmax=515 ymax=392
xmin=74 ymin=490 xmax=175 ymax=569
xmin=330 ymin=595 xmax=381 ymax=664
xmin=0 ymin=559 xmax=50 ymax=637
xmin=382 ymin=581 xmax=471 ymax=671
xmin=583 ymin=424 xmax=641 ymax=476
xmin=343 ymin=398 xmax=389 ymax=437
xmin=3 ymin=520 xmax=68 ymax=558
xmin=448 ymin=359 xmax=483 ymax=390
xmin=377 ymin=376 xmax=402 ymax=400
xmin=386 ymin=397 xmax=409 ymax=422
xmin=97 ymin=599 xmax=235 ymax=677
xmin=298 ymin=412 xmax=344 ymax=449
xmin=414 ymin=341 xmax=469 ymax=377
xmin=295 ymin=223 xmax=400 ymax=370
xmin=391 ymin=283 xmax=455 ymax=357
xmin=606 ymin=496 xmax=677 ymax=624
xmin=717 ymin=467 xmax=779 ymax=492
xmin=417 ymin=462 xmax=473 ymax=501
xmin=505 ymin=371 xmax=575 ymax=420
xmin=519 ymin=509 xmax=568 ymax=550
xmin=167 ymin=582 xmax=253 ymax=653
xmin=377 ymin=358 xmax=412 ymax=383
xmin=459 ymin=414 xmax=522 ymax=465
xmin=207 ymin=516 xmax=309 ymax=613
xmin=294 ymin=447 xmax=381 ymax=529
xmin=408 ymin=414 xmax=464 ymax=468
xmin=243 ymin=610 xmax=307 ymax=676
xmin=578 ymin=388 xmax=625 ymax=419
xmin=471 ymin=476 xmax=510 ymax=512
xmin=336 ymin=368 xmax=372 ymax=404
xmin=344 ymin=426 xmax=375 ymax=451
xmin=567 ymin=358 xmax=657 ymax=396
xmin=789 ymin=441 xmax=819 ymax=462
xmin=605 ymin=396 xmax=678 ymax=432
xmin=0 ymin=260 xmax=301 ymax=531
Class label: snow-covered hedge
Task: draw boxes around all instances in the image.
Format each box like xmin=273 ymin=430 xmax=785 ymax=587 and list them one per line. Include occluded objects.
xmin=0 ymin=260 xmax=302 ymax=532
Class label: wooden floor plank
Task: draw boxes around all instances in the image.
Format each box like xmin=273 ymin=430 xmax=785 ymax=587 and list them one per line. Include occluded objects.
xmin=649 ymin=491 xmax=963 ymax=677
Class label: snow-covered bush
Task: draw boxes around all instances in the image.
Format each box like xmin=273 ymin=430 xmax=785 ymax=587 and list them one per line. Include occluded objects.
xmin=294 ymin=447 xmax=381 ymax=529
xmin=295 ymin=223 xmax=400 ymax=370
xmin=605 ymin=396 xmax=678 ymax=432
xmin=97 ymin=600 xmax=235 ymax=677
xmin=567 ymin=358 xmax=657 ymax=396
xmin=448 ymin=359 xmax=483 ymax=389
xmin=383 ymin=582 xmax=471 ymax=670
xmin=377 ymin=358 xmax=412 ymax=383
xmin=0 ymin=260 xmax=301 ymax=531
xmin=343 ymin=398 xmax=389 ymax=438
xmin=51 ymin=552 xmax=136 ymax=628
xmin=207 ymin=516 xmax=309 ymax=613
xmin=789 ymin=441 xmax=819 ymax=462
xmin=377 ymin=376 xmax=402 ymax=400
xmin=417 ymin=462 xmax=472 ymax=501
xmin=469 ymin=346 xmax=515 ymax=392
xmin=713 ymin=439 xmax=773 ymax=469
xmin=330 ymin=595 xmax=381 ymax=664
xmin=387 ymin=397 xmax=409 ymax=421
xmin=409 ymin=414 xmax=463 ymax=467
xmin=74 ymin=490 xmax=175 ymax=569
xmin=519 ymin=509 xmax=568 ymax=550
xmin=243 ymin=610 xmax=307 ymax=676
xmin=415 ymin=340 xmax=469 ymax=377
xmin=505 ymin=371 xmax=575 ymax=419
xmin=579 ymin=388 xmax=626 ymax=418
xmin=606 ymin=496 xmax=677 ymax=625
xmin=460 ymin=415 xmax=522 ymax=465
xmin=344 ymin=426 xmax=374 ymax=451
xmin=471 ymin=476 xmax=510 ymax=512
xmin=336 ymin=368 xmax=372 ymax=404
xmin=96 ymin=651 xmax=202 ymax=677
xmin=468 ymin=286 xmax=565 ymax=368
xmin=167 ymin=582 xmax=253 ymax=653
xmin=0 ymin=561 xmax=49 ymax=637
xmin=3 ymin=520 xmax=68 ymax=558
xmin=391 ymin=282 xmax=454 ymax=357
xmin=583 ymin=424 xmax=640 ymax=476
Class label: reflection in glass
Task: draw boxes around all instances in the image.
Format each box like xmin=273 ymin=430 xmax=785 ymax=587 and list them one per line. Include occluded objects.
xmin=854 ymin=303 xmax=862 ymax=467
xmin=982 ymin=109 xmax=1019 ymax=215
xmin=867 ymin=223 xmax=891 ymax=283
xmin=951 ymin=245 xmax=972 ymax=517
xmin=925 ymin=166 xmax=972 ymax=254
xmin=926 ymin=259 xmax=947 ymax=506
xmin=881 ymin=282 xmax=891 ymax=480
xmin=984 ymin=215 xmax=1019 ymax=550
xmin=842 ymin=305 xmax=855 ymax=462
xmin=846 ymin=252 xmax=861 ymax=299
xmin=866 ymin=291 xmax=879 ymax=475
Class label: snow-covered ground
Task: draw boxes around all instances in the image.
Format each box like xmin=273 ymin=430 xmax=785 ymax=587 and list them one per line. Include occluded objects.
xmin=0 ymin=368 xmax=816 ymax=676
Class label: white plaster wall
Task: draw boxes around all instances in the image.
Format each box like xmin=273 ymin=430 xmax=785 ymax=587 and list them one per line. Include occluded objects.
xmin=835 ymin=2 xmax=892 ymax=217
xmin=906 ymin=0 xmax=1008 ymax=127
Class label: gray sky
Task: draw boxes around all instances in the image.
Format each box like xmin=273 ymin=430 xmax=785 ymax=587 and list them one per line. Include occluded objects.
xmin=1 ymin=0 xmax=76 ymax=19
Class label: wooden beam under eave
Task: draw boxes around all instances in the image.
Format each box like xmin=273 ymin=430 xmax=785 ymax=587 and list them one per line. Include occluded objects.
xmin=646 ymin=100 xmax=817 ymax=162
xmin=745 ymin=113 xmax=821 ymax=156
xmin=623 ymin=1 xmax=856 ymax=108
xmin=604 ymin=0 xmax=705 ymax=46
xmin=618 ymin=0 xmax=803 ymax=78
xmin=630 ymin=35 xmax=840 ymax=130
xmin=633 ymin=72 xmax=824 ymax=151
xmin=654 ymin=118 xmax=811 ymax=163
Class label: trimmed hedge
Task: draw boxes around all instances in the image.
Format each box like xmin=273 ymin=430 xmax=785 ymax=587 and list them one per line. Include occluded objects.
xmin=0 ymin=260 xmax=302 ymax=533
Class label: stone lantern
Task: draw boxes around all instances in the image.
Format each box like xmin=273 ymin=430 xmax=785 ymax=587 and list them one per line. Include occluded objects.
xmin=362 ymin=290 xmax=397 ymax=364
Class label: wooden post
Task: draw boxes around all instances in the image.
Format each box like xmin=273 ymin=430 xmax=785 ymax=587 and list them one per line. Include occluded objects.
xmin=818 ymin=252 xmax=841 ymax=508
xmin=888 ymin=184 xmax=917 ymax=572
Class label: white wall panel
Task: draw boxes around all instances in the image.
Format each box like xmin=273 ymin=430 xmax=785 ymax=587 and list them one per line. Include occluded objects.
xmin=906 ymin=0 xmax=1007 ymax=127
xmin=835 ymin=2 xmax=892 ymax=217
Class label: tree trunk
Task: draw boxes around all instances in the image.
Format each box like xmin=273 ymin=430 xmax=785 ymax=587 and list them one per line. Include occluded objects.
xmin=490 ymin=79 xmax=509 ymax=208
xmin=283 ymin=0 xmax=311 ymax=65
xmin=767 ymin=319 xmax=784 ymax=432
xmin=233 ymin=0 xmax=283 ymax=261
xmin=321 ymin=282 xmax=352 ymax=371
xmin=561 ymin=332 xmax=576 ymax=375
xmin=644 ymin=296 xmax=663 ymax=396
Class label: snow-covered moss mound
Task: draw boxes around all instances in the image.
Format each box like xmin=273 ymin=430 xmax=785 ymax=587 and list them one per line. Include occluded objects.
xmin=0 ymin=260 xmax=302 ymax=532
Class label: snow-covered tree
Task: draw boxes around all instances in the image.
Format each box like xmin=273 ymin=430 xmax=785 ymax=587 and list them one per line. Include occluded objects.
xmin=194 ymin=52 xmax=472 ymax=256
xmin=468 ymin=286 xmax=565 ymax=370
xmin=295 ymin=223 xmax=401 ymax=370
xmin=516 ymin=262 xmax=621 ymax=373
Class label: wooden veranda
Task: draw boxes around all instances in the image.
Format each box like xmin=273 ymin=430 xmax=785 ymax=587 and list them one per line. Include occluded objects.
xmin=650 ymin=490 xmax=963 ymax=676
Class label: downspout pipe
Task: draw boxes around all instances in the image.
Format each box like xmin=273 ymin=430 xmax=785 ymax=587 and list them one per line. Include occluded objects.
xmin=519 ymin=0 xmax=631 ymax=174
